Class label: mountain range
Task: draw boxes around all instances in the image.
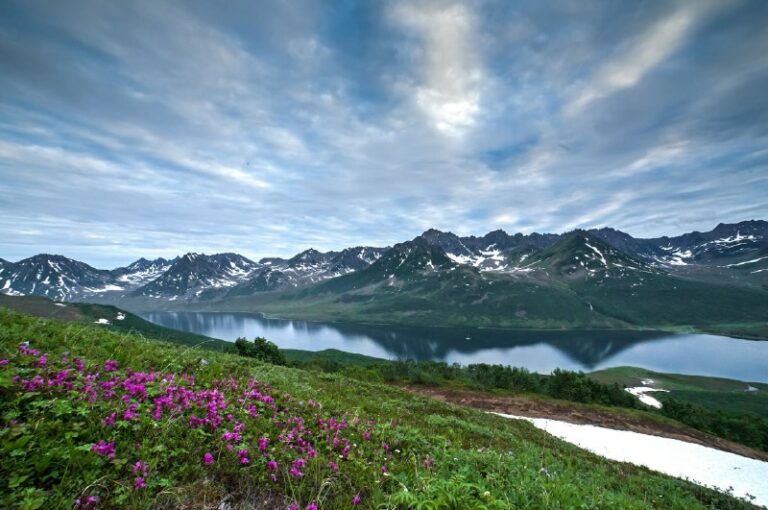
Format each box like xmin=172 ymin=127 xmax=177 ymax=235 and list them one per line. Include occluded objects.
xmin=2 ymin=220 xmax=767 ymax=333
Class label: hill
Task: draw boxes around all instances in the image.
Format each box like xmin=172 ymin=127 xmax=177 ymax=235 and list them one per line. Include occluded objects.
xmin=0 ymin=295 xmax=232 ymax=351
xmin=0 ymin=309 xmax=753 ymax=509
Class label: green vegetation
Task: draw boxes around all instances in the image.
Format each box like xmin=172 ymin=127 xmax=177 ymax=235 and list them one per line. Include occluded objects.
xmin=234 ymin=336 xmax=286 ymax=365
xmin=589 ymin=367 xmax=768 ymax=418
xmin=288 ymin=359 xmax=768 ymax=453
xmin=0 ymin=309 xmax=752 ymax=509
xmin=0 ymin=295 xmax=232 ymax=351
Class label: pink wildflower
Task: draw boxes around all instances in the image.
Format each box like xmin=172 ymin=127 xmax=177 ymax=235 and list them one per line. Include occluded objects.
xmin=352 ymin=494 xmax=362 ymax=506
xmin=258 ymin=436 xmax=269 ymax=452
xmin=0 ymin=359 xmax=9 ymax=366
xmin=288 ymin=503 xmax=299 ymax=510
xmin=203 ymin=452 xmax=214 ymax=466
xmin=133 ymin=461 xmax=148 ymax=476
xmin=238 ymin=449 xmax=250 ymax=464
xmin=37 ymin=354 xmax=47 ymax=367
xmin=307 ymin=503 xmax=318 ymax=510
xmin=123 ymin=404 xmax=139 ymax=421
xmin=104 ymin=359 xmax=118 ymax=372
xmin=267 ymin=459 xmax=278 ymax=471
xmin=102 ymin=412 xmax=116 ymax=427
xmin=74 ymin=495 xmax=98 ymax=510
xmin=91 ymin=440 xmax=116 ymax=458
xmin=134 ymin=477 xmax=145 ymax=490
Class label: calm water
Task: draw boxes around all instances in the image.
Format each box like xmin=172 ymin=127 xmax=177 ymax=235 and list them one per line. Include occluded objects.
xmin=142 ymin=311 xmax=768 ymax=382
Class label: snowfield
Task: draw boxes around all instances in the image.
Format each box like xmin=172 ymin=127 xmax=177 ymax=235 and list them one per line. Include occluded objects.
xmin=624 ymin=386 xmax=670 ymax=409
xmin=494 ymin=413 xmax=768 ymax=507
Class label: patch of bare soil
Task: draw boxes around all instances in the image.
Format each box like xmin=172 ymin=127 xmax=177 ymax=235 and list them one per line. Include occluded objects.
xmin=404 ymin=385 xmax=768 ymax=462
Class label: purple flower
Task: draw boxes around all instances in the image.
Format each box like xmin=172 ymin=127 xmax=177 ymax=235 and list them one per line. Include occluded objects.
xmin=37 ymin=354 xmax=48 ymax=367
xmin=74 ymin=495 xmax=98 ymax=510
xmin=104 ymin=359 xmax=118 ymax=372
xmin=307 ymin=503 xmax=318 ymax=510
xmin=134 ymin=477 xmax=146 ymax=490
xmin=102 ymin=412 xmax=116 ymax=427
xmin=123 ymin=404 xmax=139 ymax=421
xmin=258 ymin=436 xmax=269 ymax=452
xmin=329 ymin=461 xmax=338 ymax=471
xmin=203 ymin=452 xmax=214 ymax=466
xmin=267 ymin=459 xmax=278 ymax=471
xmin=288 ymin=503 xmax=299 ymax=510
xmin=238 ymin=449 xmax=250 ymax=464
xmin=0 ymin=359 xmax=10 ymax=366
xmin=352 ymin=494 xmax=362 ymax=506
xmin=91 ymin=440 xmax=116 ymax=458
xmin=133 ymin=461 xmax=148 ymax=476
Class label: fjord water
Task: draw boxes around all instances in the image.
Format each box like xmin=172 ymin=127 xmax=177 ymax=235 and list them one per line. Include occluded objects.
xmin=142 ymin=311 xmax=768 ymax=382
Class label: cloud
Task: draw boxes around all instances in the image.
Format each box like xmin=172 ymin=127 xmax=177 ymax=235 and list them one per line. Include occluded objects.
xmin=565 ymin=1 xmax=726 ymax=116
xmin=0 ymin=0 xmax=766 ymax=265
xmin=389 ymin=0 xmax=483 ymax=136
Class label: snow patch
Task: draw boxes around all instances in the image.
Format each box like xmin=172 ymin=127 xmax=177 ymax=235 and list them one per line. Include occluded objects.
xmin=721 ymin=256 xmax=768 ymax=268
xmin=625 ymin=386 xmax=670 ymax=409
xmin=493 ymin=413 xmax=768 ymax=507
xmin=583 ymin=241 xmax=608 ymax=267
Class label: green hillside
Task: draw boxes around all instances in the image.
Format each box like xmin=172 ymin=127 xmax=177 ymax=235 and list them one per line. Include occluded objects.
xmin=0 ymin=309 xmax=750 ymax=509
xmin=0 ymin=295 xmax=232 ymax=351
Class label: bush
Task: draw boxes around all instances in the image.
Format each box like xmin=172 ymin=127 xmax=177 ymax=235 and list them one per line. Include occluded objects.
xmin=234 ymin=336 xmax=286 ymax=365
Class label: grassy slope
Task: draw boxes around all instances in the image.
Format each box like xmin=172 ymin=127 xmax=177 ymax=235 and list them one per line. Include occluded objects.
xmin=0 ymin=295 xmax=232 ymax=351
xmin=569 ymin=273 xmax=768 ymax=328
xmin=0 ymin=309 xmax=750 ymax=509
xmin=590 ymin=367 xmax=768 ymax=418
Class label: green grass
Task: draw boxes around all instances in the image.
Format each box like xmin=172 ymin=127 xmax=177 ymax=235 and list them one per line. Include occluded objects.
xmin=0 ymin=295 xmax=232 ymax=351
xmin=282 ymin=349 xmax=386 ymax=366
xmin=0 ymin=309 xmax=753 ymax=509
xmin=589 ymin=367 xmax=768 ymax=417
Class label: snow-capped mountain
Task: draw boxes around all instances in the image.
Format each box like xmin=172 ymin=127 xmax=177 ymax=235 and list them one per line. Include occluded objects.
xmin=255 ymin=246 xmax=389 ymax=286
xmin=0 ymin=254 xmax=113 ymax=300
xmin=112 ymin=257 xmax=175 ymax=287
xmin=417 ymin=228 xmax=555 ymax=273
xmin=647 ymin=221 xmax=768 ymax=268
xmin=531 ymin=231 xmax=656 ymax=277
xmin=131 ymin=253 xmax=260 ymax=299
xmin=0 ymin=220 xmax=765 ymax=304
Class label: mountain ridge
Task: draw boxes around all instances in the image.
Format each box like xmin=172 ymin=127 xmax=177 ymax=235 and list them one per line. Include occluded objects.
xmin=1 ymin=220 xmax=766 ymax=333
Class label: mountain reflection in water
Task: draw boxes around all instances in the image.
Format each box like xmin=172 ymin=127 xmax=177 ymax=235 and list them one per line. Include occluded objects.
xmin=141 ymin=311 xmax=768 ymax=382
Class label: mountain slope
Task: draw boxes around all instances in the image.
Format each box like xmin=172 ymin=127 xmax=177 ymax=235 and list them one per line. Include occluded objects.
xmin=1 ymin=221 xmax=766 ymax=333
xmin=0 ymin=254 xmax=113 ymax=300
xmin=131 ymin=252 xmax=259 ymax=299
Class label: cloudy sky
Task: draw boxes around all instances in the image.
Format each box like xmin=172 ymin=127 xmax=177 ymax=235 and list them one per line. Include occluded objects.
xmin=1 ymin=0 xmax=767 ymax=267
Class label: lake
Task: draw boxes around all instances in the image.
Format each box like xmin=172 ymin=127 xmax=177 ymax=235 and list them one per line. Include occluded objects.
xmin=141 ymin=311 xmax=768 ymax=382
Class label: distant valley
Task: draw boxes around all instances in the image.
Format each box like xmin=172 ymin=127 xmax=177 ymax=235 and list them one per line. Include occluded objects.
xmin=2 ymin=220 xmax=767 ymax=336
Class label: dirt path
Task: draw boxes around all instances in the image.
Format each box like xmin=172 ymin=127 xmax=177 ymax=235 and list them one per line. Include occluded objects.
xmin=404 ymin=385 xmax=768 ymax=462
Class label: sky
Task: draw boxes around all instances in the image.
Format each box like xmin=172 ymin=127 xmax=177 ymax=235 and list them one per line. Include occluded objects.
xmin=1 ymin=0 xmax=767 ymax=268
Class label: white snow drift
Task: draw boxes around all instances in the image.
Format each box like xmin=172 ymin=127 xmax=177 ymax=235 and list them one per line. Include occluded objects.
xmin=494 ymin=413 xmax=768 ymax=507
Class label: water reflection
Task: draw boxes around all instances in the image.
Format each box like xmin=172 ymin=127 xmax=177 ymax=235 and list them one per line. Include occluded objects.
xmin=141 ymin=311 xmax=768 ymax=382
